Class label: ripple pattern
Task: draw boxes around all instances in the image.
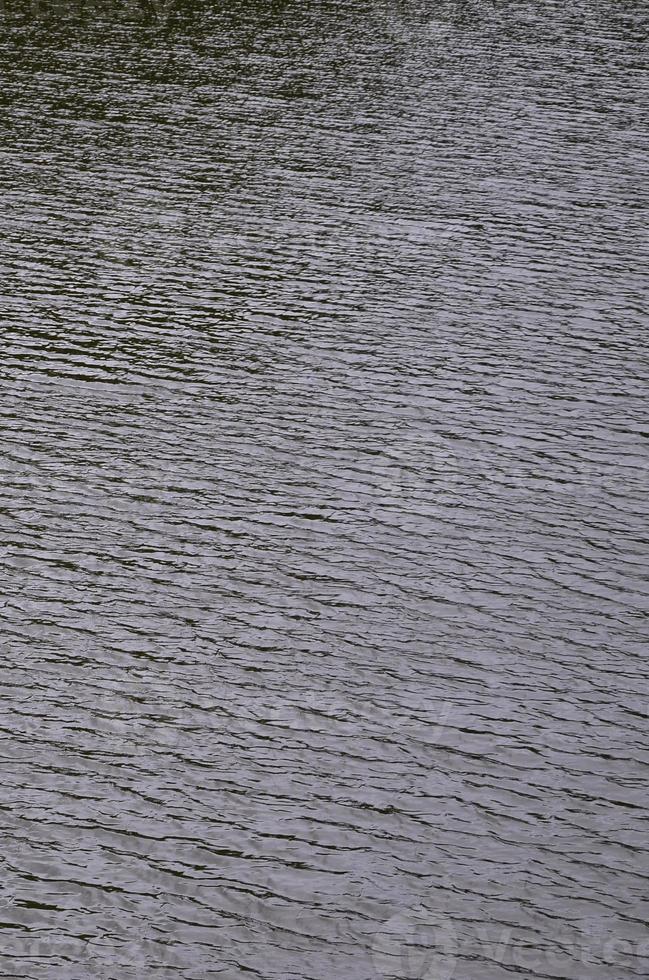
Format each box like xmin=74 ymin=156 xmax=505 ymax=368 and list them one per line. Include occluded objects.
xmin=0 ymin=2 xmax=648 ymax=978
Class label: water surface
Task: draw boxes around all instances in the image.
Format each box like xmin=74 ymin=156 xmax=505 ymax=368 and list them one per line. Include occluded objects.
xmin=1 ymin=2 xmax=648 ymax=978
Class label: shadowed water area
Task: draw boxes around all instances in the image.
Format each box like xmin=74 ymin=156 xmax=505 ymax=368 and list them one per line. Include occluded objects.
xmin=1 ymin=1 xmax=648 ymax=977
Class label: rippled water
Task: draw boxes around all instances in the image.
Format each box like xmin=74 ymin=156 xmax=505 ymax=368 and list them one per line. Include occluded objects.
xmin=1 ymin=1 xmax=648 ymax=978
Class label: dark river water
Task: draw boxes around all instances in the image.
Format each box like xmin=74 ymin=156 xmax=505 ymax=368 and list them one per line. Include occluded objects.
xmin=1 ymin=1 xmax=648 ymax=978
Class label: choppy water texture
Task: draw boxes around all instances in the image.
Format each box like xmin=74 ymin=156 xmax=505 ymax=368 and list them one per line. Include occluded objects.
xmin=1 ymin=1 xmax=648 ymax=978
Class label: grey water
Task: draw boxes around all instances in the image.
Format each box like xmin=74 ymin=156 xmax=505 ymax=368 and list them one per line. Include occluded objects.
xmin=0 ymin=2 xmax=648 ymax=978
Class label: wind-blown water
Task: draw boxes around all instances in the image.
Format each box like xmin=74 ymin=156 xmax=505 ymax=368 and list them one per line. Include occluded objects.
xmin=1 ymin=2 xmax=648 ymax=978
